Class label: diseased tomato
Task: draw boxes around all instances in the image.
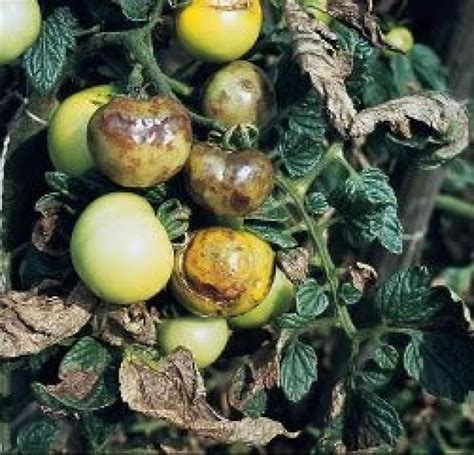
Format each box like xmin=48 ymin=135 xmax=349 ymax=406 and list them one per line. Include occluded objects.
xmin=385 ymin=26 xmax=414 ymax=54
xmin=88 ymin=96 xmax=192 ymax=188
xmin=158 ymin=317 xmax=229 ymax=368
xmin=0 ymin=0 xmax=41 ymax=65
xmin=175 ymin=0 xmax=262 ymax=63
xmin=202 ymin=60 xmax=277 ymax=128
xmin=48 ymin=85 xmax=116 ymax=176
xmin=70 ymin=193 xmax=173 ymax=304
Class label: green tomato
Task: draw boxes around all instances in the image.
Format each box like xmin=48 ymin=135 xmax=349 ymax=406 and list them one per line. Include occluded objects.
xmin=385 ymin=26 xmax=414 ymax=54
xmin=230 ymin=267 xmax=294 ymax=329
xmin=158 ymin=317 xmax=230 ymax=368
xmin=70 ymin=192 xmax=173 ymax=304
xmin=0 ymin=0 xmax=41 ymax=65
xmin=48 ymin=85 xmax=116 ymax=176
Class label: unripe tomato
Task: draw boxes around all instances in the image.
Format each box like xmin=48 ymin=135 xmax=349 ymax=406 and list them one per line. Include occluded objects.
xmin=0 ymin=0 xmax=41 ymax=65
xmin=158 ymin=317 xmax=229 ymax=368
xmin=48 ymin=85 xmax=116 ymax=176
xmin=202 ymin=60 xmax=277 ymax=128
xmin=88 ymin=96 xmax=192 ymax=188
xmin=175 ymin=0 xmax=262 ymax=63
xmin=385 ymin=26 xmax=414 ymax=54
xmin=70 ymin=193 xmax=173 ymax=304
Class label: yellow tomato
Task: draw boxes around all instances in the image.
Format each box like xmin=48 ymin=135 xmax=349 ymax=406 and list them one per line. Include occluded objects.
xmin=0 ymin=0 xmax=41 ymax=65
xmin=70 ymin=193 xmax=173 ymax=304
xmin=385 ymin=26 xmax=414 ymax=54
xmin=48 ymin=85 xmax=116 ymax=176
xmin=175 ymin=0 xmax=262 ymax=63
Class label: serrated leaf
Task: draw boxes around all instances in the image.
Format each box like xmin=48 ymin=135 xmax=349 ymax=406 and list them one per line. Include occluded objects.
xmin=23 ymin=8 xmax=78 ymax=95
xmin=156 ymin=199 xmax=191 ymax=241
xmin=244 ymin=390 xmax=267 ymax=418
xmin=245 ymin=195 xmax=292 ymax=223
xmin=16 ymin=418 xmax=61 ymax=455
xmin=339 ymin=282 xmax=362 ymax=305
xmin=275 ymin=313 xmax=314 ymax=329
xmin=404 ymin=333 xmax=474 ymax=402
xmin=81 ymin=413 xmax=116 ymax=453
xmin=411 ymin=44 xmax=447 ymax=91
xmin=373 ymin=344 xmax=399 ymax=371
xmin=377 ymin=205 xmax=403 ymax=254
xmin=305 ymin=191 xmax=329 ymax=215
xmin=245 ymin=222 xmax=298 ymax=249
xmin=280 ymin=339 xmax=317 ymax=402
xmin=116 ymin=0 xmax=155 ymax=21
xmin=278 ymin=132 xmax=324 ymax=177
xmin=296 ymin=279 xmax=329 ymax=317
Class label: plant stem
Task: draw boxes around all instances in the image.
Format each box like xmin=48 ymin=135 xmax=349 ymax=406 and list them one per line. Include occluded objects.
xmin=0 ymin=370 xmax=11 ymax=453
xmin=435 ymin=194 xmax=474 ymax=220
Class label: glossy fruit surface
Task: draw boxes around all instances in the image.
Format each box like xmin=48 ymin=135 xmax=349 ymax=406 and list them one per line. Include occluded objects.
xmin=186 ymin=142 xmax=274 ymax=216
xmin=158 ymin=317 xmax=229 ymax=368
xmin=385 ymin=26 xmax=414 ymax=53
xmin=202 ymin=60 xmax=277 ymax=127
xmin=0 ymin=0 xmax=41 ymax=65
xmin=176 ymin=0 xmax=262 ymax=63
xmin=171 ymin=227 xmax=274 ymax=317
xmin=70 ymin=192 xmax=173 ymax=304
xmin=48 ymin=85 xmax=115 ymax=176
xmin=88 ymin=96 xmax=192 ymax=188
xmin=230 ymin=267 xmax=294 ymax=329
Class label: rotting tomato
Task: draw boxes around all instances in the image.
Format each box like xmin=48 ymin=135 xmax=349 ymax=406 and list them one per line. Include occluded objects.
xmin=385 ymin=26 xmax=414 ymax=54
xmin=88 ymin=96 xmax=192 ymax=188
xmin=48 ymin=85 xmax=116 ymax=176
xmin=202 ymin=60 xmax=277 ymax=128
xmin=175 ymin=0 xmax=262 ymax=63
xmin=171 ymin=227 xmax=275 ymax=317
xmin=70 ymin=192 xmax=173 ymax=304
xmin=158 ymin=317 xmax=229 ymax=368
xmin=185 ymin=142 xmax=274 ymax=217
xmin=0 ymin=0 xmax=41 ymax=65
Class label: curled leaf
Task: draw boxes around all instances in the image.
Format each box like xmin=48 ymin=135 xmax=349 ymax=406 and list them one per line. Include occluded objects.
xmin=351 ymin=92 xmax=470 ymax=166
xmin=0 ymin=283 xmax=96 ymax=358
xmin=285 ymin=0 xmax=356 ymax=134
xmin=348 ymin=262 xmax=378 ymax=293
xmin=119 ymin=347 xmax=298 ymax=445
xmin=277 ymin=247 xmax=311 ymax=283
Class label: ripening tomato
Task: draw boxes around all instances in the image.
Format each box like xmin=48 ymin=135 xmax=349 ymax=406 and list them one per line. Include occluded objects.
xmin=385 ymin=26 xmax=414 ymax=54
xmin=158 ymin=317 xmax=229 ymax=368
xmin=175 ymin=0 xmax=262 ymax=63
xmin=48 ymin=85 xmax=116 ymax=176
xmin=70 ymin=193 xmax=173 ymax=304
xmin=0 ymin=0 xmax=41 ymax=65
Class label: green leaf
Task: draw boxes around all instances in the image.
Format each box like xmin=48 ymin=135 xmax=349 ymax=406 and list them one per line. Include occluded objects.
xmin=404 ymin=333 xmax=474 ymax=402
xmin=305 ymin=191 xmax=329 ymax=215
xmin=275 ymin=313 xmax=314 ymax=329
xmin=377 ymin=205 xmax=403 ymax=254
xmin=116 ymin=0 xmax=155 ymax=21
xmin=443 ymin=158 xmax=474 ymax=193
xmin=82 ymin=413 xmax=116 ymax=453
xmin=16 ymin=418 xmax=61 ymax=455
xmin=344 ymin=389 xmax=402 ymax=450
xmin=23 ymin=8 xmax=78 ymax=95
xmin=411 ymin=44 xmax=447 ymax=91
xmin=156 ymin=199 xmax=191 ymax=241
xmin=296 ymin=279 xmax=329 ymax=317
xmin=390 ymin=54 xmax=419 ymax=96
xmin=355 ymin=343 xmax=399 ymax=390
xmin=244 ymin=390 xmax=267 ymax=418
xmin=246 ymin=195 xmax=292 ymax=223
xmin=280 ymin=339 xmax=318 ymax=402
xmin=339 ymin=282 xmax=362 ymax=305
xmin=245 ymin=221 xmax=298 ymax=249
xmin=373 ymin=344 xmax=399 ymax=371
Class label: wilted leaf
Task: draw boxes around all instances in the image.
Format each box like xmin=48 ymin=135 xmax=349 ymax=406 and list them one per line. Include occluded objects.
xmin=0 ymin=283 xmax=96 ymax=358
xmin=119 ymin=347 xmax=298 ymax=445
xmin=350 ymin=92 xmax=470 ymax=166
xmin=93 ymin=302 xmax=158 ymax=347
xmin=285 ymin=0 xmax=356 ymax=135
xmin=277 ymin=247 xmax=310 ymax=283
xmin=348 ymin=262 xmax=378 ymax=293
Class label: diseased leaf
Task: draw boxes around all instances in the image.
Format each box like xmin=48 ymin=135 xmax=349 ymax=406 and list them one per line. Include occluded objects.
xmin=277 ymin=247 xmax=310 ymax=283
xmin=404 ymin=333 xmax=474 ymax=403
xmin=348 ymin=262 xmax=378 ymax=293
xmin=119 ymin=347 xmax=298 ymax=445
xmin=0 ymin=283 xmax=96 ymax=358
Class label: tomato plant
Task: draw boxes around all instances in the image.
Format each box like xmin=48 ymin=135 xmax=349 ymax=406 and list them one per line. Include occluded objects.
xmin=0 ymin=0 xmax=41 ymax=64
xmin=0 ymin=0 xmax=473 ymax=454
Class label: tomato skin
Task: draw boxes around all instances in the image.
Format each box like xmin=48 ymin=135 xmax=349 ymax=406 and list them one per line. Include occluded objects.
xmin=385 ymin=26 xmax=414 ymax=53
xmin=0 ymin=0 xmax=41 ymax=65
xmin=158 ymin=317 xmax=229 ymax=368
xmin=202 ymin=60 xmax=277 ymax=128
xmin=175 ymin=0 xmax=262 ymax=63
xmin=48 ymin=85 xmax=115 ymax=176
xmin=70 ymin=193 xmax=173 ymax=304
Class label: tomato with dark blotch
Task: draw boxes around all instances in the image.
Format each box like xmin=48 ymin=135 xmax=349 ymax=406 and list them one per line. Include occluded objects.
xmin=171 ymin=227 xmax=275 ymax=317
xmin=88 ymin=96 xmax=192 ymax=188
xmin=202 ymin=60 xmax=277 ymax=128
xmin=185 ymin=142 xmax=274 ymax=217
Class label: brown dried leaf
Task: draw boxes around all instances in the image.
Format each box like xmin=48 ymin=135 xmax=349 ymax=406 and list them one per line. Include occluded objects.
xmin=0 ymin=283 xmax=97 ymax=358
xmin=348 ymin=262 xmax=378 ymax=293
xmin=285 ymin=0 xmax=357 ymax=135
xmin=93 ymin=301 xmax=158 ymax=347
xmin=45 ymin=370 xmax=100 ymax=401
xmin=120 ymin=347 xmax=298 ymax=445
xmin=328 ymin=0 xmax=392 ymax=49
xmin=277 ymin=247 xmax=310 ymax=283
xmin=350 ymin=92 xmax=470 ymax=165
